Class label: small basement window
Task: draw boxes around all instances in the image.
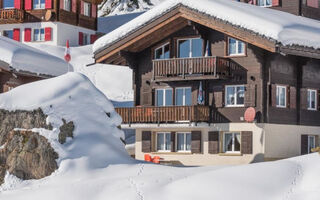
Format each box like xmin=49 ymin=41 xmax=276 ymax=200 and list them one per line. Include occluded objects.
xmin=227 ymin=37 xmax=245 ymax=56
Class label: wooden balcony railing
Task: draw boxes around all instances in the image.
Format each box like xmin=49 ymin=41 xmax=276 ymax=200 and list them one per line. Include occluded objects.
xmin=152 ymin=56 xmax=242 ymax=81
xmin=0 ymin=9 xmax=24 ymax=23
xmin=116 ymin=105 xmax=210 ymax=124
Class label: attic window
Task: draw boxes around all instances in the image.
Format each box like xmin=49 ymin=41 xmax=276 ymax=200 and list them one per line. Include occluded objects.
xmin=227 ymin=37 xmax=245 ymax=56
xmin=154 ymin=43 xmax=170 ymax=60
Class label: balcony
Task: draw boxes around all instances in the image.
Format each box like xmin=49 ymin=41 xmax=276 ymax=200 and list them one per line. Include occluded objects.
xmin=116 ymin=105 xmax=210 ymax=124
xmin=152 ymin=56 xmax=241 ymax=82
xmin=0 ymin=9 xmax=24 ymax=24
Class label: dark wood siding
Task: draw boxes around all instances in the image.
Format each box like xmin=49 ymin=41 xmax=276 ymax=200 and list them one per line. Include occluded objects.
xmin=208 ymin=131 xmax=219 ymax=154
xmin=191 ymin=131 xmax=201 ymax=154
xmin=241 ymin=131 xmax=253 ymax=154
xmin=301 ymin=134 xmax=308 ymax=155
xmin=141 ymin=131 xmax=151 ymax=153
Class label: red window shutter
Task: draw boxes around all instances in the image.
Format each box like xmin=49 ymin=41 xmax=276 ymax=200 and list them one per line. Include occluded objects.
xmin=91 ymin=4 xmax=97 ymax=18
xmin=45 ymin=0 xmax=52 ymax=9
xmin=81 ymin=1 xmax=84 ymax=15
xmin=272 ymin=0 xmax=280 ymax=6
xmin=90 ymin=34 xmax=97 ymax=44
xmin=14 ymin=0 xmax=21 ymax=9
xmin=24 ymin=28 xmax=31 ymax=42
xmin=307 ymin=0 xmax=319 ymax=8
xmin=45 ymin=27 xmax=52 ymax=41
xmin=79 ymin=32 xmax=83 ymax=45
xmin=72 ymin=0 xmax=77 ymax=12
xmin=60 ymin=0 xmax=64 ymax=9
xmin=13 ymin=29 xmax=20 ymax=42
xmin=25 ymin=0 xmax=32 ymax=10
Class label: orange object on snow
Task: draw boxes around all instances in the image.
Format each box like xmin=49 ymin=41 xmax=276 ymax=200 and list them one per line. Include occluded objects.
xmin=144 ymin=154 xmax=152 ymax=162
xmin=152 ymin=156 xmax=160 ymax=164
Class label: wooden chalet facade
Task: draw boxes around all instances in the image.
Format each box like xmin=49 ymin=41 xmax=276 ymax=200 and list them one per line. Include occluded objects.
xmin=94 ymin=2 xmax=320 ymax=166
xmin=0 ymin=0 xmax=102 ymax=46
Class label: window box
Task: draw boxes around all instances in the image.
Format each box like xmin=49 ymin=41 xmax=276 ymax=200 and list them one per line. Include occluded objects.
xmin=227 ymin=37 xmax=246 ymax=56
xmin=225 ymin=85 xmax=245 ymax=107
xmin=307 ymin=89 xmax=317 ymax=111
xmin=276 ymin=85 xmax=287 ymax=108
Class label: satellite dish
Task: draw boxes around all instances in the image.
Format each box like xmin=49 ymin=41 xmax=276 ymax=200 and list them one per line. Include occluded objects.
xmin=45 ymin=10 xmax=52 ymax=21
xmin=244 ymin=107 xmax=256 ymax=123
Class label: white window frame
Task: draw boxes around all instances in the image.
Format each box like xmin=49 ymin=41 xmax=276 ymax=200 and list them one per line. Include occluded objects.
xmin=154 ymin=42 xmax=170 ymax=60
xmin=33 ymin=0 xmax=45 ymax=9
xmin=175 ymin=132 xmax=192 ymax=152
xmin=64 ymin=0 xmax=71 ymax=11
xmin=257 ymin=0 xmax=273 ymax=7
xmin=223 ymin=132 xmax=241 ymax=153
xmin=83 ymin=2 xmax=91 ymax=17
xmin=175 ymin=87 xmax=192 ymax=106
xmin=276 ymin=85 xmax=287 ymax=108
xmin=227 ymin=37 xmax=246 ymax=56
xmin=308 ymin=135 xmax=316 ymax=154
xmin=225 ymin=85 xmax=245 ymax=107
xmin=307 ymin=89 xmax=317 ymax=111
xmin=155 ymin=88 xmax=173 ymax=106
xmin=156 ymin=132 xmax=171 ymax=152
xmin=177 ymin=37 xmax=202 ymax=58
xmin=33 ymin=28 xmax=45 ymax=42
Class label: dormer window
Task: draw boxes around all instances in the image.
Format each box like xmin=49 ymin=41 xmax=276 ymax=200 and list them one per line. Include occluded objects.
xmin=177 ymin=38 xmax=203 ymax=58
xmin=227 ymin=37 xmax=245 ymax=56
xmin=154 ymin=43 xmax=170 ymax=60
xmin=257 ymin=0 xmax=272 ymax=7
xmin=33 ymin=0 xmax=45 ymax=9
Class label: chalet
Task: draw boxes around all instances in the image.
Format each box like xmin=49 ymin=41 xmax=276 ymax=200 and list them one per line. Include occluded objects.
xmin=0 ymin=35 xmax=67 ymax=92
xmin=93 ymin=0 xmax=320 ymax=166
xmin=0 ymin=0 xmax=102 ymax=46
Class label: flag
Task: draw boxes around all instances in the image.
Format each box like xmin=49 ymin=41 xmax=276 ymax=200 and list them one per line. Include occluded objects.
xmin=64 ymin=40 xmax=71 ymax=63
xmin=198 ymin=81 xmax=204 ymax=105
xmin=205 ymin=41 xmax=212 ymax=57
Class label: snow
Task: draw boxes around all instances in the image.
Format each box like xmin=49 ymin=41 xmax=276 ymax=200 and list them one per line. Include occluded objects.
xmin=93 ymin=0 xmax=320 ymax=54
xmin=0 ymin=36 xmax=68 ymax=77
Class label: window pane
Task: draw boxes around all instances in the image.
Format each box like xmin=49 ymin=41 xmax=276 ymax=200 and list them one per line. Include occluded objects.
xmin=237 ymin=86 xmax=245 ymax=105
xmin=234 ymin=133 xmax=241 ymax=152
xmin=186 ymin=133 xmax=191 ymax=151
xmin=3 ymin=30 xmax=13 ymax=39
xmin=266 ymin=0 xmax=272 ymax=6
xmin=228 ymin=38 xmax=236 ymax=55
xmin=165 ymin=89 xmax=173 ymax=106
xmin=164 ymin=44 xmax=170 ymax=59
xmin=191 ymin=38 xmax=203 ymax=57
xmin=311 ymin=91 xmax=316 ymax=108
xmin=157 ymin=133 xmax=164 ymax=151
xmin=156 ymin=90 xmax=164 ymax=106
xmin=224 ymin=133 xmax=233 ymax=152
xmin=175 ymin=88 xmax=184 ymax=106
xmin=155 ymin=48 xmax=163 ymax=60
xmin=280 ymin=87 xmax=286 ymax=106
xmin=165 ymin=133 xmax=171 ymax=151
xmin=4 ymin=0 xmax=14 ymax=8
xmin=237 ymin=41 xmax=244 ymax=54
xmin=308 ymin=136 xmax=315 ymax=153
xmin=178 ymin=40 xmax=190 ymax=58
xmin=185 ymin=88 xmax=192 ymax=106
xmin=177 ymin=133 xmax=185 ymax=151
xmin=226 ymin=87 xmax=235 ymax=105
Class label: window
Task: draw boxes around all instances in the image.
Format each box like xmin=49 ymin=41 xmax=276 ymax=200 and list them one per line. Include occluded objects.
xmin=64 ymin=0 xmax=71 ymax=11
xmin=223 ymin=132 xmax=241 ymax=153
xmin=156 ymin=88 xmax=173 ymax=106
xmin=33 ymin=0 xmax=45 ymax=9
xmin=175 ymin=87 xmax=192 ymax=106
xmin=307 ymin=89 xmax=317 ymax=110
xmin=33 ymin=28 xmax=45 ymax=42
xmin=3 ymin=30 xmax=13 ymax=39
xmin=81 ymin=33 xmax=90 ymax=45
xmin=276 ymin=85 xmax=286 ymax=108
xmin=3 ymin=0 xmax=14 ymax=9
xmin=157 ymin=132 xmax=171 ymax=152
xmin=225 ymin=85 xmax=245 ymax=107
xmin=308 ymin=135 xmax=316 ymax=154
xmin=176 ymin=132 xmax=191 ymax=152
xmin=154 ymin=43 xmax=170 ymax=60
xmin=178 ymin=38 xmax=203 ymax=58
xmin=84 ymin=2 xmax=91 ymax=17
xmin=257 ymin=0 xmax=272 ymax=7
xmin=228 ymin=37 xmax=245 ymax=56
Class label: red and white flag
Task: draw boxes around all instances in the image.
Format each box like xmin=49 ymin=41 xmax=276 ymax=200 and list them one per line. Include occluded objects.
xmin=64 ymin=40 xmax=71 ymax=63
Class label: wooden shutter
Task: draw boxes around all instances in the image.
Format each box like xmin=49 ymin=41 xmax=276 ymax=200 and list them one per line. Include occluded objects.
xmin=315 ymin=135 xmax=319 ymax=147
xmin=91 ymin=4 xmax=97 ymax=18
xmin=79 ymin=32 xmax=83 ymax=45
xmin=208 ymin=131 xmax=219 ymax=154
xmin=13 ymin=29 xmax=20 ymax=42
xmin=151 ymin=132 xmax=156 ymax=152
xmin=72 ymin=0 xmax=77 ymax=12
xmin=171 ymin=132 xmax=175 ymax=152
xmin=90 ymin=34 xmax=97 ymax=44
xmin=272 ymin=0 xmax=280 ymax=6
xmin=241 ymin=131 xmax=253 ymax=154
xmin=14 ymin=0 xmax=21 ymax=9
xmin=25 ymin=0 xmax=32 ymax=10
xmin=271 ymin=84 xmax=277 ymax=107
xmin=245 ymin=84 xmax=256 ymax=107
xmin=45 ymin=0 xmax=52 ymax=9
xmin=141 ymin=131 xmax=151 ymax=153
xmin=80 ymin=1 xmax=84 ymax=15
xmin=300 ymin=88 xmax=308 ymax=110
xmin=289 ymin=86 xmax=297 ymax=109
xmin=191 ymin=131 xmax=201 ymax=154
xmin=301 ymin=135 xmax=308 ymax=155
xmin=45 ymin=27 xmax=52 ymax=41
xmin=214 ymin=90 xmax=224 ymax=108
xmin=24 ymin=28 xmax=31 ymax=42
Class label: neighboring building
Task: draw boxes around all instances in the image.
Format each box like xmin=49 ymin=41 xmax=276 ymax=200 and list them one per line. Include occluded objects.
xmin=93 ymin=0 xmax=320 ymax=166
xmin=0 ymin=0 xmax=101 ymax=46
xmin=0 ymin=36 xmax=67 ymax=92
xmin=240 ymin=0 xmax=320 ymax=20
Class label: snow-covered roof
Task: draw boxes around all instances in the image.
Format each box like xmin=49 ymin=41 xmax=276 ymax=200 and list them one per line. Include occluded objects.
xmin=0 ymin=36 xmax=68 ymax=77
xmin=93 ymin=0 xmax=320 ymax=54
